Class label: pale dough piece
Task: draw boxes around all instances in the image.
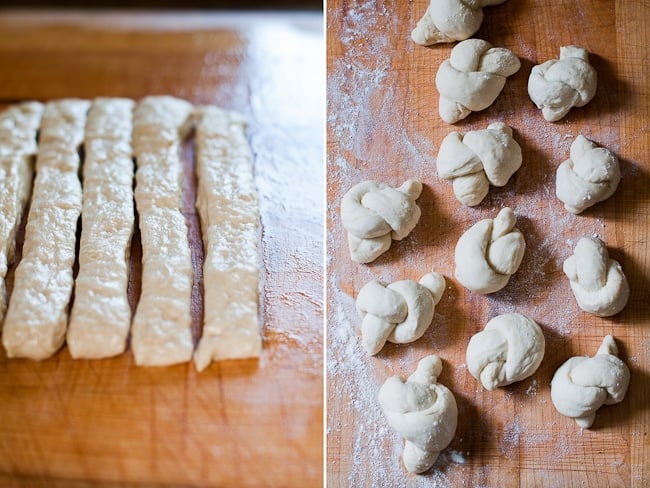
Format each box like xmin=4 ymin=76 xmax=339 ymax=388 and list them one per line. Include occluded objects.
xmin=435 ymin=39 xmax=520 ymax=124
xmin=0 ymin=102 xmax=43 ymax=322
xmin=454 ymin=207 xmax=525 ymax=294
xmin=356 ymin=272 xmax=445 ymax=355
xmin=551 ymin=335 xmax=630 ymax=428
xmin=556 ymin=135 xmax=620 ymax=214
xmin=131 ymin=96 xmax=194 ymax=366
xmin=466 ymin=313 xmax=545 ymax=390
xmin=2 ymin=99 xmax=89 ymax=360
xmin=340 ymin=179 xmax=422 ymax=264
xmin=379 ymin=355 xmax=458 ymax=474
xmin=528 ymin=46 xmax=597 ymax=122
xmin=193 ymin=106 xmax=261 ymax=371
xmin=437 ymin=122 xmax=522 ymax=206
xmin=563 ymin=236 xmax=629 ymax=317
xmin=67 ymin=98 xmax=135 ymax=359
xmin=412 ymin=0 xmax=507 ymax=46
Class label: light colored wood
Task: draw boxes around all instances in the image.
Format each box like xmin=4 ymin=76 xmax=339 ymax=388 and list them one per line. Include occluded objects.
xmin=0 ymin=11 xmax=323 ymax=487
xmin=327 ymin=0 xmax=649 ymax=486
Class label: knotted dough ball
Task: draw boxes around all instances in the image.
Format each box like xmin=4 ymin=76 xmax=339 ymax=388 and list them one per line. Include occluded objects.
xmin=466 ymin=313 xmax=545 ymax=390
xmin=556 ymin=135 xmax=620 ymax=214
xmin=435 ymin=39 xmax=521 ymax=124
xmin=437 ymin=122 xmax=522 ymax=206
xmin=563 ymin=237 xmax=629 ymax=317
xmin=379 ymin=355 xmax=458 ymax=474
xmin=340 ymin=179 xmax=422 ymax=264
xmin=551 ymin=335 xmax=630 ymax=428
xmin=528 ymin=46 xmax=597 ymax=122
xmin=411 ymin=0 xmax=507 ymax=46
xmin=356 ymin=272 xmax=446 ymax=355
xmin=455 ymin=207 xmax=525 ymax=294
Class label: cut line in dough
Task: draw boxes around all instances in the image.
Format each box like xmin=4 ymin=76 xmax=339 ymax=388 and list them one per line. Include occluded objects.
xmin=67 ymin=98 xmax=135 ymax=359
xmin=193 ymin=106 xmax=261 ymax=371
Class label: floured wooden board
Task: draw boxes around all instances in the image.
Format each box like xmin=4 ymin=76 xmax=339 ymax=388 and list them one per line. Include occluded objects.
xmin=327 ymin=1 xmax=649 ymax=486
xmin=0 ymin=11 xmax=323 ymax=487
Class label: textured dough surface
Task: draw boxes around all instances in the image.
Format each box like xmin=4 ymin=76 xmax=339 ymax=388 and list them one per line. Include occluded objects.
xmin=0 ymin=101 xmax=43 ymax=322
xmin=67 ymin=98 xmax=135 ymax=359
xmin=2 ymin=99 xmax=88 ymax=360
xmin=193 ymin=106 xmax=261 ymax=371
xmin=131 ymin=96 xmax=194 ymax=366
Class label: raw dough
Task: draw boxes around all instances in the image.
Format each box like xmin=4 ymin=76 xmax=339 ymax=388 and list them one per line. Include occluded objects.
xmin=455 ymin=207 xmax=525 ymax=294
xmin=436 ymin=39 xmax=520 ymax=123
xmin=466 ymin=313 xmax=545 ymax=390
xmin=0 ymin=102 xmax=43 ymax=323
xmin=340 ymin=179 xmax=422 ymax=263
xmin=551 ymin=335 xmax=630 ymax=428
xmin=356 ymin=272 xmax=445 ymax=355
xmin=131 ymin=96 xmax=194 ymax=366
xmin=67 ymin=98 xmax=135 ymax=359
xmin=437 ymin=122 xmax=522 ymax=206
xmin=528 ymin=46 xmax=597 ymax=122
xmin=193 ymin=106 xmax=261 ymax=371
xmin=379 ymin=355 xmax=458 ymax=474
xmin=556 ymin=135 xmax=620 ymax=214
xmin=563 ymin=236 xmax=629 ymax=317
xmin=2 ymin=99 xmax=89 ymax=360
xmin=411 ymin=0 xmax=507 ymax=46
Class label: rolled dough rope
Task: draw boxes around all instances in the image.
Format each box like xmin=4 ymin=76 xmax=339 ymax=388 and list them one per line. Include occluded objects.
xmin=0 ymin=101 xmax=43 ymax=323
xmin=193 ymin=106 xmax=261 ymax=371
xmin=131 ymin=96 xmax=194 ymax=366
xmin=2 ymin=99 xmax=89 ymax=360
xmin=67 ymin=98 xmax=135 ymax=359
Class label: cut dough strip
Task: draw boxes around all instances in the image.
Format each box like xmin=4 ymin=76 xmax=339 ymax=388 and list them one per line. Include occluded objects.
xmin=131 ymin=96 xmax=194 ymax=366
xmin=67 ymin=98 xmax=135 ymax=359
xmin=193 ymin=106 xmax=261 ymax=371
xmin=2 ymin=99 xmax=89 ymax=360
xmin=0 ymin=102 xmax=43 ymax=323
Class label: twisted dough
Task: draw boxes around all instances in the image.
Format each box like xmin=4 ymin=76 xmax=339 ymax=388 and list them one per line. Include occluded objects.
xmin=551 ymin=335 xmax=630 ymax=428
xmin=437 ymin=122 xmax=522 ymax=206
xmin=356 ymin=272 xmax=446 ymax=355
xmin=556 ymin=135 xmax=620 ymax=214
xmin=411 ymin=0 xmax=507 ymax=46
xmin=563 ymin=237 xmax=629 ymax=317
xmin=455 ymin=207 xmax=525 ymax=294
xmin=528 ymin=46 xmax=597 ymax=122
xmin=466 ymin=313 xmax=545 ymax=390
xmin=379 ymin=355 xmax=458 ymax=473
xmin=340 ymin=179 xmax=422 ymax=263
xmin=435 ymin=39 xmax=520 ymax=124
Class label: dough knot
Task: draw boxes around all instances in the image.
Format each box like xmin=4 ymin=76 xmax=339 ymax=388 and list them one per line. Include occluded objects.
xmin=379 ymin=355 xmax=458 ymax=473
xmin=555 ymin=135 xmax=620 ymax=214
xmin=563 ymin=236 xmax=629 ymax=317
xmin=528 ymin=45 xmax=597 ymax=122
xmin=454 ymin=207 xmax=525 ymax=294
xmin=411 ymin=0 xmax=507 ymax=46
xmin=356 ymin=272 xmax=446 ymax=355
xmin=466 ymin=313 xmax=545 ymax=390
xmin=551 ymin=335 xmax=630 ymax=428
xmin=435 ymin=39 xmax=520 ymax=123
xmin=340 ymin=179 xmax=422 ymax=263
xmin=437 ymin=122 xmax=522 ymax=206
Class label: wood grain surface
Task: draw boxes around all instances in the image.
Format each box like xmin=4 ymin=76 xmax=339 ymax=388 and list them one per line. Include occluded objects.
xmin=327 ymin=1 xmax=649 ymax=486
xmin=0 ymin=11 xmax=324 ymax=487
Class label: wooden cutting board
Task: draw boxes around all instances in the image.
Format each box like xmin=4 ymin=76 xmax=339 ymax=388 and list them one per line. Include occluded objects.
xmin=0 ymin=11 xmax=323 ymax=487
xmin=327 ymin=0 xmax=649 ymax=486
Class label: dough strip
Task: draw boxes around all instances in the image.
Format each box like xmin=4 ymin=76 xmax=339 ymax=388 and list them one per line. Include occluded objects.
xmin=0 ymin=102 xmax=43 ymax=323
xmin=193 ymin=106 xmax=261 ymax=371
xmin=2 ymin=99 xmax=89 ymax=360
xmin=131 ymin=96 xmax=194 ymax=366
xmin=67 ymin=98 xmax=135 ymax=359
